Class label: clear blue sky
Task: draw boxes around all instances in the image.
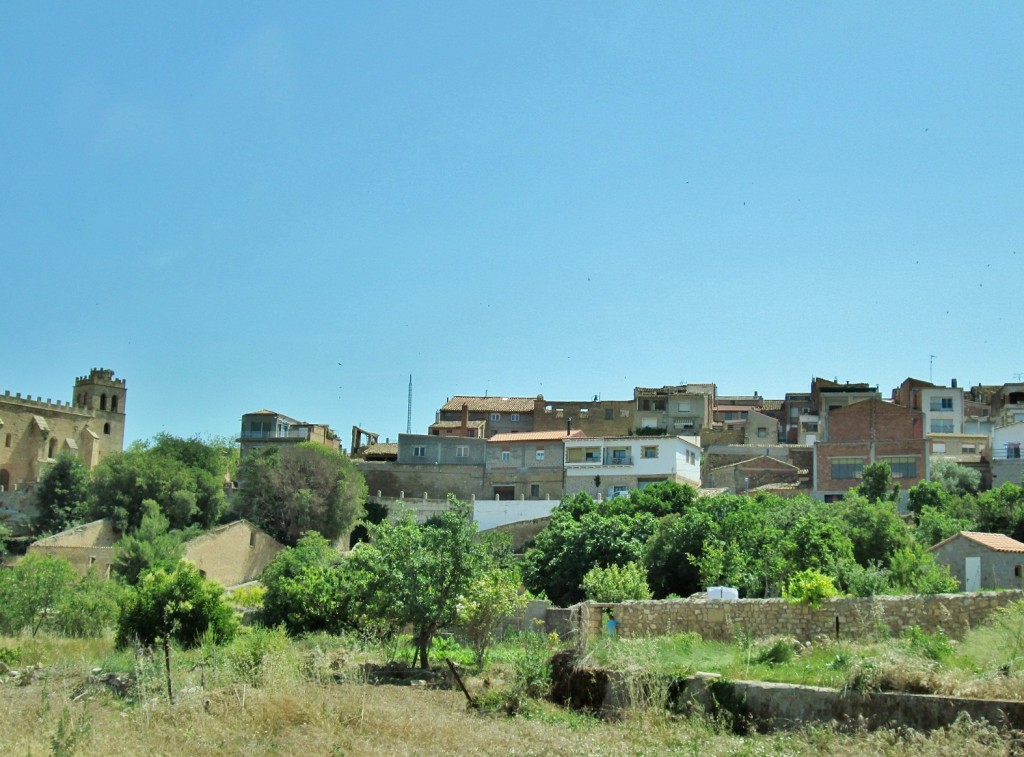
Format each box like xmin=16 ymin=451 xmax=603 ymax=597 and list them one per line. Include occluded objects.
xmin=3 ymin=3 xmax=1022 ymax=446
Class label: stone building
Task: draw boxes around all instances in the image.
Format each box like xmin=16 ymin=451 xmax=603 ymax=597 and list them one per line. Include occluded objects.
xmin=28 ymin=518 xmax=282 ymax=588
xmin=0 ymin=368 xmax=126 ymax=491
xmin=928 ymin=531 xmax=1024 ymax=591
xmin=434 ymin=396 xmax=536 ymax=438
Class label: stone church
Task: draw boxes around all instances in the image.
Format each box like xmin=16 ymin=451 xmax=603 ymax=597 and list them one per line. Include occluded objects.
xmin=0 ymin=368 xmax=126 ymax=491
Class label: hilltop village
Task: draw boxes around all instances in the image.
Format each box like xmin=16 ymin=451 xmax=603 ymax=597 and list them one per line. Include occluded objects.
xmin=2 ymin=368 xmax=1023 ymax=591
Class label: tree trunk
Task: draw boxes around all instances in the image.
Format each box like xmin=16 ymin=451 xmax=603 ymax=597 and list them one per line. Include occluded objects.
xmin=163 ymin=637 xmax=174 ymax=704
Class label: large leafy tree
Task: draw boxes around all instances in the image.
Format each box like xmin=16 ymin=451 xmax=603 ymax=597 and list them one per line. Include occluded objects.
xmin=88 ymin=436 xmax=228 ymax=532
xmin=33 ymin=453 xmax=90 ymax=534
xmin=234 ymin=443 xmax=366 ymax=546
xmin=0 ymin=554 xmax=78 ymax=637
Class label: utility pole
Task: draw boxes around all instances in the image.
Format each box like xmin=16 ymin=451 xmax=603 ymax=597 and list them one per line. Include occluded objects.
xmin=406 ymin=374 xmax=413 ymax=434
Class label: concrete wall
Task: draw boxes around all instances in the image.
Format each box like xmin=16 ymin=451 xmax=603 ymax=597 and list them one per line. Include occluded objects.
xmin=531 ymin=399 xmax=634 ymax=436
xmin=27 ymin=518 xmax=119 ymax=577
xmin=484 ymin=439 xmax=566 ymax=500
xmin=574 ymin=592 xmax=1024 ymax=642
xmin=930 ymin=536 xmax=1024 ymax=591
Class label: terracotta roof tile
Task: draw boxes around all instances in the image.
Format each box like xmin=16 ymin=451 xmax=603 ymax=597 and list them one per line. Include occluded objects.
xmin=488 ymin=430 xmax=586 ymax=443
xmin=929 ymin=531 xmax=1024 ymax=553
xmin=441 ymin=396 xmax=535 ymax=413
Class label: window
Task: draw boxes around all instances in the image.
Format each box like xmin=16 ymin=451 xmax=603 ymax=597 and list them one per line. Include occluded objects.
xmin=584 ymin=447 xmax=601 ymax=462
xmin=501 ymin=449 xmax=511 ymax=462
xmin=756 ymin=427 xmax=767 ymax=439
xmin=249 ymin=420 xmax=271 ymax=437
xmin=641 ymin=446 xmax=658 ymax=458
xmin=884 ymin=456 xmax=917 ymax=478
xmin=249 ymin=531 xmax=257 ymax=548
xmin=530 ymin=484 xmax=540 ymax=498
xmin=456 ymin=446 xmax=468 ymax=458
xmin=490 ymin=413 xmax=501 ymax=421
xmin=48 ymin=438 xmax=57 ymax=458
xmin=686 ymin=450 xmax=697 ymax=464
xmin=579 ymin=408 xmax=588 ymax=417
xmin=932 ymin=442 xmax=947 ymax=453
xmin=605 ymin=409 xmax=614 ymax=420
xmin=535 ymin=448 xmax=545 ymax=461
xmin=111 ymin=396 xmax=119 ymax=412
xmin=930 ymin=419 xmax=954 ymax=433
xmin=802 ymin=422 xmax=818 ymax=432
xmin=100 ymin=393 xmax=107 ymax=410
xmin=724 ymin=412 xmax=734 ymax=420
xmin=510 ymin=413 xmax=520 ymax=422
xmin=961 ymin=444 xmax=977 ymax=454
xmin=740 ymin=411 xmax=748 ymax=419
xmin=678 ymin=400 xmax=691 ymax=412
xmin=930 ymin=397 xmax=954 ymax=411
xmin=103 ymin=423 xmax=111 ymax=435
xmin=5 ymin=433 xmax=10 ymax=447
xmin=467 ymin=429 xmax=477 ymax=438
xmin=413 ymin=446 xmax=426 ymax=458
xmin=611 ymin=486 xmax=630 ymax=498
xmin=830 ymin=457 xmax=864 ymax=479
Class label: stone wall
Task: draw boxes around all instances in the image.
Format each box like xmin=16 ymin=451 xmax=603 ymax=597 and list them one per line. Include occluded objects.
xmin=576 ymin=592 xmax=1024 ymax=642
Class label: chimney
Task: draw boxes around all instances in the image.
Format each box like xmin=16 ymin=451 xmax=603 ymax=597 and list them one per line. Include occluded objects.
xmin=461 ymin=403 xmax=469 ymax=436
xmin=567 ymin=417 xmax=573 ymax=435
xmin=951 ymin=378 xmax=958 ymax=388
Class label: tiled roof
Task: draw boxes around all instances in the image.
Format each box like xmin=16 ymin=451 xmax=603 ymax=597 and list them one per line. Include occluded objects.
xmin=488 ymin=430 xmax=586 ymax=443
xmin=929 ymin=531 xmax=1024 ymax=553
xmin=760 ymin=399 xmax=784 ymax=411
xmin=429 ymin=419 xmax=487 ymax=429
xmin=362 ymin=443 xmax=398 ymax=456
xmin=441 ymin=396 xmax=535 ymax=413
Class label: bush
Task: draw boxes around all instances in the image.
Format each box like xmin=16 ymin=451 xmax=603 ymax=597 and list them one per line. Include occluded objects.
xmin=116 ymin=561 xmax=238 ymax=649
xmin=581 ymin=561 xmax=653 ymax=603
xmin=49 ymin=569 xmax=121 ymax=638
xmin=754 ymin=638 xmax=796 ymax=665
xmin=783 ymin=569 xmax=838 ymax=608
xmin=902 ymin=626 xmax=954 ymax=662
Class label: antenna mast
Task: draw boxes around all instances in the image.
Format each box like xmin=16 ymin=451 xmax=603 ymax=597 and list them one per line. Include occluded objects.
xmin=406 ymin=374 xmax=413 ymax=434
xmin=929 ymin=354 xmax=936 ymax=383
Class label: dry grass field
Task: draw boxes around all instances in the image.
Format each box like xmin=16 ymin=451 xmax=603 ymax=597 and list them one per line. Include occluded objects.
xmin=1 ymin=634 xmax=1021 ymax=757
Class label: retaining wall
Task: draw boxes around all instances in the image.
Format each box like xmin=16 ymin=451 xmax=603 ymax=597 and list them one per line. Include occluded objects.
xmin=577 ymin=591 xmax=1024 ymax=642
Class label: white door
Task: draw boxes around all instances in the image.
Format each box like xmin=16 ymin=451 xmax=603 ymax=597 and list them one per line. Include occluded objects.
xmin=965 ymin=556 xmax=982 ymax=592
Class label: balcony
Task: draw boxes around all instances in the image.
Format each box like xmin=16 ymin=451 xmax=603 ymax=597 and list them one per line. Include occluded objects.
xmin=604 ymin=454 xmax=633 ymax=466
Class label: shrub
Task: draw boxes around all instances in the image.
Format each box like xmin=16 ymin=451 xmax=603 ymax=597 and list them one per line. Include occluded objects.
xmin=782 ymin=569 xmax=838 ymax=608
xmin=754 ymin=638 xmax=796 ymax=665
xmin=116 ymin=561 xmax=238 ymax=649
xmin=581 ymin=561 xmax=653 ymax=603
xmin=902 ymin=626 xmax=954 ymax=662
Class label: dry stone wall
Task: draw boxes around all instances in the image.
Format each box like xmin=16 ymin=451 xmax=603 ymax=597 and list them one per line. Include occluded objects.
xmin=579 ymin=591 xmax=1024 ymax=642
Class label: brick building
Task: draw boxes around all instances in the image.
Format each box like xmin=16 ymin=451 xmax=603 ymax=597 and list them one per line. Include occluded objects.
xmin=813 ymin=398 xmax=927 ymax=503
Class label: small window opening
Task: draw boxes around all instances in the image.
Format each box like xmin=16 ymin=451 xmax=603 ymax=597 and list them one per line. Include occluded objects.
xmin=103 ymin=422 xmax=111 ymax=435
xmin=100 ymin=394 xmax=107 ymax=410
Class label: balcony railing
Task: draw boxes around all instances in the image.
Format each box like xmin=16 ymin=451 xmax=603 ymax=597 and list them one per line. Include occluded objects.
xmin=604 ymin=454 xmax=633 ymax=466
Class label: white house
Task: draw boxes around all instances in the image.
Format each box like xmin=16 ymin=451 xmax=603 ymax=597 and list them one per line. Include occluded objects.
xmin=563 ymin=435 xmax=701 ymax=499
xmin=991 ymin=421 xmax=1024 ymax=489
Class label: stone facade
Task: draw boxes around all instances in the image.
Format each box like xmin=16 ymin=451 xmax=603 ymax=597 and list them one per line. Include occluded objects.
xmin=184 ymin=520 xmax=283 ymax=588
xmin=27 ymin=518 xmax=118 ymax=577
xmin=576 ymin=592 xmax=1024 ymax=642
xmin=531 ymin=398 xmax=634 ymax=436
xmin=0 ymin=369 xmax=126 ymax=491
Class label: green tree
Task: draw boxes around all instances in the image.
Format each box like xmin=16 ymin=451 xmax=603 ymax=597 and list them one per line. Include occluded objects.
xmin=838 ymin=494 xmax=912 ymax=567
xmin=88 ymin=438 xmax=227 ymax=532
xmin=929 ymin=457 xmax=982 ymax=497
xmin=907 ymin=480 xmax=950 ymax=516
xmin=34 ymin=453 xmax=91 ymax=535
xmin=111 ymin=501 xmax=185 ymax=585
xmin=356 ymin=499 xmax=486 ymax=669
xmin=234 ymin=443 xmax=366 ymax=546
xmin=643 ymin=509 xmax=715 ymax=599
xmin=914 ymin=505 xmax=974 ymax=547
xmin=856 ymin=461 xmax=900 ymax=503
xmin=49 ymin=568 xmax=121 ymax=638
xmin=522 ymin=510 xmax=656 ymax=606
xmin=783 ymin=568 xmax=839 ymax=607
xmin=0 ymin=554 xmax=78 ymax=636
xmin=259 ymin=531 xmax=352 ymax=635
xmin=0 ymin=521 xmax=10 ymax=559
xmin=115 ymin=561 xmax=237 ymax=649
xmin=581 ymin=561 xmax=652 ymax=603
xmin=456 ymin=566 xmax=527 ymax=669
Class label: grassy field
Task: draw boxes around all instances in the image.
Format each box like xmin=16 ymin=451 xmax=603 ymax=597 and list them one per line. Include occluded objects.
xmin=2 ymin=617 xmax=1024 ymax=757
